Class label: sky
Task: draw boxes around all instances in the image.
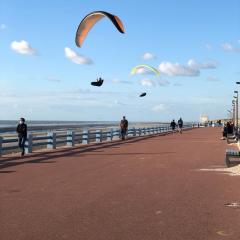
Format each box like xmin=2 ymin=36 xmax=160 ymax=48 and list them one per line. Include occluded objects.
xmin=0 ymin=0 xmax=240 ymax=122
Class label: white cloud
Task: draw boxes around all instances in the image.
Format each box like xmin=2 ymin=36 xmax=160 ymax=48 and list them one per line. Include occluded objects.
xmin=206 ymin=76 xmax=219 ymax=82
xmin=139 ymin=79 xmax=155 ymax=87
xmin=152 ymin=104 xmax=166 ymax=112
xmin=0 ymin=23 xmax=6 ymax=31
xmin=222 ymin=43 xmax=240 ymax=53
xmin=47 ymin=76 xmax=61 ymax=83
xmin=114 ymin=100 xmax=126 ymax=105
xmin=158 ymin=79 xmax=170 ymax=86
xmin=142 ymin=52 xmax=155 ymax=60
xmin=11 ymin=40 xmax=36 ymax=55
xmin=206 ymin=43 xmax=212 ymax=50
xmin=64 ymin=47 xmax=93 ymax=65
xmin=159 ymin=61 xmax=200 ymax=76
xmin=187 ymin=59 xmax=217 ymax=69
xmin=158 ymin=59 xmax=217 ymax=77
xmin=112 ymin=79 xmax=132 ymax=84
xmin=173 ymin=83 xmax=183 ymax=87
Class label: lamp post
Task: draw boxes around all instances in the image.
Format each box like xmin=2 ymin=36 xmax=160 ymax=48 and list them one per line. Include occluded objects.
xmin=236 ymin=81 xmax=240 ymax=127
xmin=227 ymin=110 xmax=232 ymax=121
xmin=234 ymin=91 xmax=238 ymax=129
xmin=232 ymin=100 xmax=236 ymax=127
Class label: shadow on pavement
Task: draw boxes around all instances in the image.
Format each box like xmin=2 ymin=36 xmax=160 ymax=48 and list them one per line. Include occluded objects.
xmin=0 ymin=133 xmax=170 ymax=171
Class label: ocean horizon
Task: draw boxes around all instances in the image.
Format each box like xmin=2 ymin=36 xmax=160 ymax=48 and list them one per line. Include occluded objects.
xmin=0 ymin=120 xmax=171 ymax=135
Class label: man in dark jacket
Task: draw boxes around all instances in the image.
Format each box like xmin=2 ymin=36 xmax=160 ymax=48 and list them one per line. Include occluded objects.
xmin=170 ymin=119 xmax=176 ymax=133
xmin=16 ymin=118 xmax=27 ymax=156
xmin=120 ymin=116 xmax=128 ymax=140
xmin=178 ymin=118 xmax=183 ymax=134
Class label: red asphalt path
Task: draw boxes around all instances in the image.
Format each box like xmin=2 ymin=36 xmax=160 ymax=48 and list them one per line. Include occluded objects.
xmin=1 ymin=128 xmax=240 ymax=240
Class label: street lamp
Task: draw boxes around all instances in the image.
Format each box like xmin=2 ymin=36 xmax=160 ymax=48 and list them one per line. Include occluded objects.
xmin=236 ymin=81 xmax=240 ymax=128
xmin=234 ymin=91 xmax=238 ymax=129
xmin=227 ymin=110 xmax=232 ymax=121
xmin=232 ymin=100 xmax=236 ymax=126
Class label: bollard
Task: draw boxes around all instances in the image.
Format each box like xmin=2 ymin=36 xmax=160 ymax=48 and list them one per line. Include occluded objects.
xmin=0 ymin=136 xmax=2 ymax=157
xmin=67 ymin=131 xmax=75 ymax=147
xmin=47 ymin=132 xmax=56 ymax=149
xmin=82 ymin=130 xmax=89 ymax=144
xmin=26 ymin=134 xmax=33 ymax=154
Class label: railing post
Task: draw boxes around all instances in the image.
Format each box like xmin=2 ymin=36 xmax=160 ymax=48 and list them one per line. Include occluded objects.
xmin=0 ymin=136 xmax=2 ymax=157
xmin=47 ymin=132 xmax=56 ymax=149
xmin=67 ymin=131 xmax=75 ymax=147
xmin=107 ymin=129 xmax=111 ymax=142
xmin=107 ymin=129 xmax=114 ymax=141
xmin=138 ymin=128 xmax=141 ymax=136
xmin=96 ymin=130 xmax=102 ymax=143
xmin=110 ymin=129 xmax=113 ymax=141
xmin=133 ymin=127 xmax=136 ymax=137
xmin=82 ymin=130 xmax=89 ymax=144
xmin=26 ymin=134 xmax=33 ymax=154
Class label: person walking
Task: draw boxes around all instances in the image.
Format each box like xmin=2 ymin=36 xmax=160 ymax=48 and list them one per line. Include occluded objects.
xmin=221 ymin=122 xmax=227 ymax=140
xmin=170 ymin=119 xmax=176 ymax=133
xmin=178 ymin=117 xmax=183 ymax=134
xmin=16 ymin=118 xmax=27 ymax=156
xmin=120 ymin=116 xmax=128 ymax=140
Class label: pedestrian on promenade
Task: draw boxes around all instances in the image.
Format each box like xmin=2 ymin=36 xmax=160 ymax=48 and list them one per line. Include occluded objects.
xmin=16 ymin=118 xmax=27 ymax=156
xmin=177 ymin=117 xmax=183 ymax=134
xmin=221 ymin=123 xmax=227 ymax=140
xmin=120 ymin=116 xmax=128 ymax=140
xmin=226 ymin=121 xmax=234 ymax=135
xmin=170 ymin=119 xmax=176 ymax=133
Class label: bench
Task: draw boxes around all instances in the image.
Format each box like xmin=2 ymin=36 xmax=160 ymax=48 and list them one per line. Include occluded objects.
xmin=227 ymin=134 xmax=238 ymax=144
xmin=225 ymin=149 xmax=240 ymax=167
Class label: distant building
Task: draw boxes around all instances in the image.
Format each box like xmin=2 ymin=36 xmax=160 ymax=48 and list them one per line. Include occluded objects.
xmin=200 ymin=115 xmax=209 ymax=124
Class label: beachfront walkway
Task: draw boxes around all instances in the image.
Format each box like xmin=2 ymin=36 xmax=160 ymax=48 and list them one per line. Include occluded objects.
xmin=1 ymin=128 xmax=240 ymax=240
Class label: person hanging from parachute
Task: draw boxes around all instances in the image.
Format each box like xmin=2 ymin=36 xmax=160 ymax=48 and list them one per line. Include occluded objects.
xmin=139 ymin=92 xmax=147 ymax=97
xmin=75 ymin=11 xmax=125 ymax=87
xmin=131 ymin=65 xmax=160 ymax=97
xmin=91 ymin=77 xmax=104 ymax=87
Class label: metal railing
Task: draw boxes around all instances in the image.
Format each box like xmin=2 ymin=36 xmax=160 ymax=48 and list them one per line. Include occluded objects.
xmin=0 ymin=124 xmax=195 ymax=156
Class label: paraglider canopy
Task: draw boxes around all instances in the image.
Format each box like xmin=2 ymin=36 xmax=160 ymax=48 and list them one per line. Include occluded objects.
xmin=91 ymin=77 xmax=104 ymax=87
xmin=139 ymin=92 xmax=147 ymax=97
xmin=131 ymin=65 xmax=160 ymax=76
xmin=75 ymin=11 xmax=125 ymax=47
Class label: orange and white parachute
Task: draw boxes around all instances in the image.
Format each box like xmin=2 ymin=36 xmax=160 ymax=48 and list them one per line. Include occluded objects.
xmin=75 ymin=11 xmax=125 ymax=47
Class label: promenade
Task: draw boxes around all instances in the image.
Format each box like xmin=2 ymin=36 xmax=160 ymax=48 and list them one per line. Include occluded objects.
xmin=1 ymin=127 xmax=240 ymax=240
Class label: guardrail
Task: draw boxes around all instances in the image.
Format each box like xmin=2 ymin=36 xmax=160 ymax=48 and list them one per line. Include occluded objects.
xmin=0 ymin=124 xmax=196 ymax=156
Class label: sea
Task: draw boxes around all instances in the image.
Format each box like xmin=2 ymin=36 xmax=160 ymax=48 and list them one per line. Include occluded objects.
xmin=0 ymin=120 xmax=169 ymax=135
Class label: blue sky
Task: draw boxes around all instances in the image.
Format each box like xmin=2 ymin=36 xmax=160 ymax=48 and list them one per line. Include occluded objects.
xmin=0 ymin=0 xmax=240 ymax=122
